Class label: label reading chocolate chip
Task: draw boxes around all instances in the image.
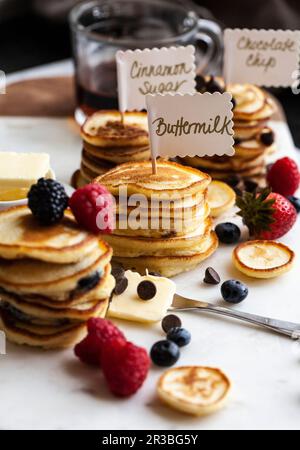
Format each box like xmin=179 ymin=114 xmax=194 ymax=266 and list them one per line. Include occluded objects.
xmin=137 ymin=280 xmax=157 ymax=301
xmin=204 ymin=267 xmax=221 ymax=285
xmin=114 ymin=277 xmax=128 ymax=296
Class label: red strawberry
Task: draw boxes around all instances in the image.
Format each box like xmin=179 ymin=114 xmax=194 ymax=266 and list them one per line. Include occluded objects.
xmin=69 ymin=183 xmax=114 ymax=234
xmin=267 ymin=157 xmax=300 ymax=197
xmin=101 ymin=338 xmax=150 ymax=397
xmin=74 ymin=319 xmax=125 ymax=366
xmin=237 ymin=189 xmax=297 ymax=240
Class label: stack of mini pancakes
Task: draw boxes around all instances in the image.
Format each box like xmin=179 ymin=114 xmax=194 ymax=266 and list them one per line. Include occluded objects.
xmin=73 ymin=111 xmax=150 ymax=188
xmin=0 ymin=206 xmax=114 ymax=348
xmin=180 ymin=83 xmax=277 ymax=186
xmin=96 ymin=160 xmax=218 ymax=277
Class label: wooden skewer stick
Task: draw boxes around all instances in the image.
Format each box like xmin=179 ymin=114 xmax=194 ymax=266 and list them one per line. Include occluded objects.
xmin=151 ymin=157 xmax=157 ymax=175
xmin=120 ymin=111 xmax=125 ymax=125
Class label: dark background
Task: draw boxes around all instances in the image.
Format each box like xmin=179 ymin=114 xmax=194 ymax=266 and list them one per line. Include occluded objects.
xmin=0 ymin=1 xmax=299 ymax=147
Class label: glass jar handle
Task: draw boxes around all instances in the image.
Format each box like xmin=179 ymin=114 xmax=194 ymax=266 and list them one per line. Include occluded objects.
xmin=195 ymin=18 xmax=223 ymax=75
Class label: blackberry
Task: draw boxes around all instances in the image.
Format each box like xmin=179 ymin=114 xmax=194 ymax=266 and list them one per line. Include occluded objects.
xmin=28 ymin=178 xmax=69 ymax=225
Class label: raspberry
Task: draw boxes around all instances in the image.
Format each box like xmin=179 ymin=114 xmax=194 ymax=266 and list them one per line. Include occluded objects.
xmin=74 ymin=333 xmax=103 ymax=366
xmin=267 ymin=157 xmax=300 ymax=197
xmin=101 ymin=338 xmax=150 ymax=397
xmin=74 ymin=319 xmax=125 ymax=367
xmin=28 ymin=178 xmax=69 ymax=225
xmin=69 ymin=183 xmax=114 ymax=234
xmin=87 ymin=318 xmax=124 ymax=341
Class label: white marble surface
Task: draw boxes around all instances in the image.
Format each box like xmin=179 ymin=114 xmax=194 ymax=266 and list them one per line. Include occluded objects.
xmin=1 ymin=62 xmax=300 ymax=430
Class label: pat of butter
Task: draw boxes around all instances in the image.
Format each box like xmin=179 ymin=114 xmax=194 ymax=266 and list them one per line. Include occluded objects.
xmin=0 ymin=152 xmax=53 ymax=189
xmin=108 ymin=270 xmax=176 ymax=323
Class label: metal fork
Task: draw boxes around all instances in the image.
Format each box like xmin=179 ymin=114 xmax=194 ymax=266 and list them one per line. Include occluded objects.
xmin=169 ymin=294 xmax=300 ymax=339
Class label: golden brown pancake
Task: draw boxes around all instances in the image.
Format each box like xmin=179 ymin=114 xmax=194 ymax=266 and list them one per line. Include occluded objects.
xmin=0 ymin=206 xmax=100 ymax=264
xmin=113 ymin=231 xmax=218 ymax=277
xmin=96 ymin=160 xmax=211 ymax=199
xmin=83 ymin=141 xmax=150 ymax=164
xmin=0 ymin=244 xmax=112 ymax=300
xmin=0 ymin=298 xmax=109 ymax=349
xmin=81 ymin=111 xmax=149 ymax=147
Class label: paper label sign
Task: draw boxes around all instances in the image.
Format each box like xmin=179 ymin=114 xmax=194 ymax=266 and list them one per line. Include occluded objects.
xmin=146 ymin=93 xmax=234 ymax=160
xmin=116 ymin=46 xmax=196 ymax=112
xmin=224 ymin=29 xmax=300 ymax=87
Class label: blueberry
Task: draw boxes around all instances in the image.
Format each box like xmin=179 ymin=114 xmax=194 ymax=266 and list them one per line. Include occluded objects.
xmin=150 ymin=340 xmax=180 ymax=367
xmin=167 ymin=328 xmax=191 ymax=347
xmin=288 ymin=196 xmax=300 ymax=213
xmin=77 ymin=271 xmax=101 ymax=293
xmin=215 ymin=223 xmax=241 ymax=244
xmin=205 ymin=76 xmax=225 ymax=94
xmin=260 ymin=129 xmax=275 ymax=146
xmin=221 ymin=280 xmax=248 ymax=304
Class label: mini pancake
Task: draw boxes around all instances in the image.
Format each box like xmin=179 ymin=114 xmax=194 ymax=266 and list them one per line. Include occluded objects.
xmin=81 ymin=111 xmax=149 ymax=147
xmin=83 ymin=141 xmax=150 ymax=164
xmin=0 ymin=243 xmax=112 ymax=299
xmin=109 ymin=223 xmax=215 ymax=258
xmin=230 ymin=84 xmax=265 ymax=113
xmin=0 ymin=290 xmax=109 ymax=322
xmin=96 ymin=160 xmax=211 ymax=199
xmin=0 ymin=298 xmax=109 ymax=348
xmin=234 ymin=120 xmax=267 ymax=140
xmin=80 ymin=162 xmax=105 ymax=181
xmin=233 ymin=240 xmax=295 ymax=279
xmin=113 ymin=201 xmax=210 ymax=239
xmin=0 ymin=206 xmax=100 ymax=264
xmin=71 ymin=169 xmax=90 ymax=189
xmin=187 ymin=153 xmax=265 ymax=172
xmin=207 ymin=181 xmax=236 ymax=217
xmin=2 ymin=268 xmax=115 ymax=310
xmin=113 ymin=231 xmax=218 ymax=277
xmin=116 ymin=193 xmax=207 ymax=219
xmin=82 ymin=150 xmax=116 ymax=172
xmin=206 ymin=163 xmax=266 ymax=179
xmin=228 ymin=83 xmax=276 ymax=120
xmin=157 ymin=366 xmax=231 ymax=416
xmin=106 ymin=218 xmax=212 ymax=257
xmin=235 ymin=98 xmax=277 ymax=122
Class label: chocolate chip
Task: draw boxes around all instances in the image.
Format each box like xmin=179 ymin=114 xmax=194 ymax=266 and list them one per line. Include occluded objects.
xmin=225 ymin=174 xmax=241 ymax=188
xmin=206 ymin=76 xmax=225 ymax=94
xmin=137 ymin=280 xmax=157 ymax=301
xmin=204 ymin=267 xmax=221 ymax=285
xmin=260 ymin=129 xmax=275 ymax=146
xmin=162 ymin=314 xmax=182 ymax=334
xmin=234 ymin=137 xmax=242 ymax=146
xmin=114 ymin=276 xmax=128 ymax=296
xmin=111 ymin=266 xmax=125 ymax=281
xmin=195 ymin=74 xmax=206 ymax=92
xmin=244 ymin=179 xmax=258 ymax=193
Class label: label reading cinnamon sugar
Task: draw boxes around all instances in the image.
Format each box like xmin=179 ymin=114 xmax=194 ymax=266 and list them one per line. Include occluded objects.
xmin=116 ymin=46 xmax=196 ymax=112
